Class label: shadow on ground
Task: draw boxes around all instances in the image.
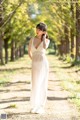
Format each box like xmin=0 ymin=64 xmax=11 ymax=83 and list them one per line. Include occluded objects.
xmin=0 ymin=67 xmax=31 ymax=71
xmin=0 ymin=97 xmax=30 ymax=104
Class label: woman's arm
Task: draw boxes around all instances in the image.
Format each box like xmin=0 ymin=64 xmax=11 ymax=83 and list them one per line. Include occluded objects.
xmin=43 ymin=35 xmax=50 ymax=49
xmin=28 ymin=39 xmax=32 ymax=60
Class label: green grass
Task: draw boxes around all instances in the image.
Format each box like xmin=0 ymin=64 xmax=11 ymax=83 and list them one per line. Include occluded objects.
xmin=0 ymin=54 xmax=31 ymax=87
xmin=61 ymin=78 xmax=80 ymax=110
xmin=47 ymin=48 xmax=56 ymax=55
xmin=0 ymin=77 xmax=10 ymax=86
xmin=54 ymin=58 xmax=80 ymax=110
xmin=6 ymin=104 xmax=17 ymax=109
xmin=0 ymin=71 xmax=12 ymax=86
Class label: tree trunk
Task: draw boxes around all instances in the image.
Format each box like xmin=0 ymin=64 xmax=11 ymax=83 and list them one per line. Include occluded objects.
xmin=76 ymin=2 xmax=80 ymax=60
xmin=4 ymin=38 xmax=8 ymax=64
xmin=0 ymin=0 xmax=4 ymax=65
xmin=0 ymin=34 xmax=4 ymax=65
xmin=15 ymin=42 xmax=19 ymax=59
xmin=23 ymin=44 xmax=27 ymax=54
xmin=22 ymin=45 xmax=24 ymax=56
xmin=58 ymin=40 xmax=66 ymax=56
xmin=11 ymin=40 xmax=15 ymax=61
xmin=58 ymin=44 xmax=63 ymax=56
xmin=19 ymin=46 xmax=24 ymax=57
xmin=70 ymin=0 xmax=75 ymax=58
xmin=64 ymin=22 xmax=69 ymax=55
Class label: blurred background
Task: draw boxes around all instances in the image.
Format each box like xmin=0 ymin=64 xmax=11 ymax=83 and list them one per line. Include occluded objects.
xmin=0 ymin=0 xmax=80 ymax=65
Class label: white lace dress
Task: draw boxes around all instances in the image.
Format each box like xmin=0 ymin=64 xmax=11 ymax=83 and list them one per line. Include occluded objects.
xmin=30 ymin=38 xmax=50 ymax=110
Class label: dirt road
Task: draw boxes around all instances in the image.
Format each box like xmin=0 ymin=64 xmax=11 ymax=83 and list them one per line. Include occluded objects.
xmin=0 ymin=55 xmax=80 ymax=120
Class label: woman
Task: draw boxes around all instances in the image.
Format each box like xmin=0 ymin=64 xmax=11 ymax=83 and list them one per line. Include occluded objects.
xmin=28 ymin=22 xmax=50 ymax=114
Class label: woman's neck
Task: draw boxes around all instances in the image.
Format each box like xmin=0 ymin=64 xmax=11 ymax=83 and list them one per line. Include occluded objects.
xmin=36 ymin=35 xmax=42 ymax=41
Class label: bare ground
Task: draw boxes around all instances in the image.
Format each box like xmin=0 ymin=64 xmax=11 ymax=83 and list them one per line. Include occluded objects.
xmin=0 ymin=55 xmax=80 ymax=120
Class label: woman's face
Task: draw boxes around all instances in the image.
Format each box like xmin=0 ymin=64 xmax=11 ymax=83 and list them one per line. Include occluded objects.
xmin=36 ymin=28 xmax=45 ymax=37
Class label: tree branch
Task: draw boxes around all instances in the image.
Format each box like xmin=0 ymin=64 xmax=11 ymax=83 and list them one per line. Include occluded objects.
xmin=1 ymin=0 xmax=6 ymax=5
xmin=0 ymin=0 xmax=25 ymax=29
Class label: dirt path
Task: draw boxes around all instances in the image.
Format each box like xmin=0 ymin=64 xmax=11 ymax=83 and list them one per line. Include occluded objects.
xmin=0 ymin=55 xmax=80 ymax=120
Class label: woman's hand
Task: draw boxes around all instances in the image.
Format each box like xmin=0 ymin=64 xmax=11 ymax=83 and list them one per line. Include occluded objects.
xmin=43 ymin=34 xmax=47 ymax=49
xmin=43 ymin=34 xmax=46 ymax=40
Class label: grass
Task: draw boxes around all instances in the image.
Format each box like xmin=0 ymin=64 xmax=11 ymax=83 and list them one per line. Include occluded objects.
xmin=0 ymin=54 xmax=31 ymax=87
xmin=54 ymin=57 xmax=80 ymax=111
xmin=8 ymin=104 xmax=17 ymax=108
xmin=0 ymin=71 xmax=13 ymax=86
xmin=0 ymin=77 xmax=11 ymax=86
xmin=61 ymin=79 xmax=80 ymax=110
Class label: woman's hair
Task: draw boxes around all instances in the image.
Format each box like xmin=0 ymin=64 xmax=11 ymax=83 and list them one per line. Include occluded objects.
xmin=36 ymin=22 xmax=47 ymax=31
xmin=36 ymin=22 xmax=49 ymax=41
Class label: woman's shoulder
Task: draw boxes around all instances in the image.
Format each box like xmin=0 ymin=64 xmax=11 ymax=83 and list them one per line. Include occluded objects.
xmin=29 ymin=37 xmax=34 ymax=42
xmin=30 ymin=36 xmax=36 ymax=41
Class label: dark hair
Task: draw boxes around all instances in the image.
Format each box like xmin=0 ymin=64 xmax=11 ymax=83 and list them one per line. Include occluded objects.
xmin=36 ymin=22 xmax=49 ymax=41
xmin=36 ymin=22 xmax=47 ymax=31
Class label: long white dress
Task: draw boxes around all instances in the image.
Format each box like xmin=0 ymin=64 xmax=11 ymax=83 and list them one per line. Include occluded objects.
xmin=30 ymin=38 xmax=50 ymax=110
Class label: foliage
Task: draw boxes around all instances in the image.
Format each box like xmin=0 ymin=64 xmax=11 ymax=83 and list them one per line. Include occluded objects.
xmin=0 ymin=0 xmax=80 ymax=64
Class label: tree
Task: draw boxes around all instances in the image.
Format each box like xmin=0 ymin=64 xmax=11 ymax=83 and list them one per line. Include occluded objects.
xmin=70 ymin=0 xmax=75 ymax=58
xmin=76 ymin=1 xmax=80 ymax=60
xmin=0 ymin=0 xmax=4 ymax=64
